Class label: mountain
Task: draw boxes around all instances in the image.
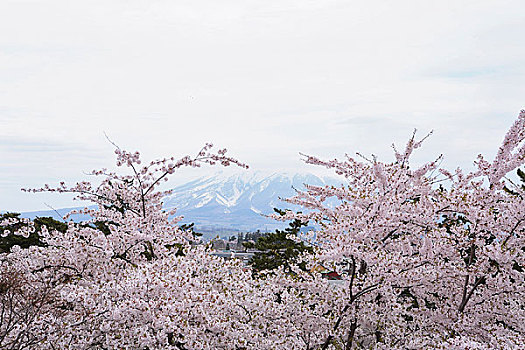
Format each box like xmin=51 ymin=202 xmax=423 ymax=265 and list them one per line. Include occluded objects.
xmin=165 ymin=172 xmax=341 ymax=234
xmin=20 ymin=172 xmax=343 ymax=239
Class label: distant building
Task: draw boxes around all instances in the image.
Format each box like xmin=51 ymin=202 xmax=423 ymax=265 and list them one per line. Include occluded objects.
xmin=211 ymin=239 xmax=227 ymax=250
xmin=310 ymin=263 xmax=342 ymax=280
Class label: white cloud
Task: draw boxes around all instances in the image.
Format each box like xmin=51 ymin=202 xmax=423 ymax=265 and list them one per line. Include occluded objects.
xmin=1 ymin=0 xmax=524 ymax=211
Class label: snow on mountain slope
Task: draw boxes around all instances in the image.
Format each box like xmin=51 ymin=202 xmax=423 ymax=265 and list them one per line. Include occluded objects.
xmin=164 ymin=172 xmax=342 ymax=233
xmin=20 ymin=172 xmax=344 ymax=238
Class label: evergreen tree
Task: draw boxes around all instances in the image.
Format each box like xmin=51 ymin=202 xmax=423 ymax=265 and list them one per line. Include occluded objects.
xmin=243 ymin=209 xmax=313 ymax=274
xmin=0 ymin=213 xmax=67 ymax=253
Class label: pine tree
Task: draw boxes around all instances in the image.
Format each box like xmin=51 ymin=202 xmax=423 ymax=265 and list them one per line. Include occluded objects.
xmin=0 ymin=213 xmax=67 ymax=253
xmin=243 ymin=209 xmax=313 ymax=274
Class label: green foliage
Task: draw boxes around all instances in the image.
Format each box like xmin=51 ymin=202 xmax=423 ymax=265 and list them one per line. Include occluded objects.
xmin=243 ymin=208 xmax=313 ymax=274
xmin=179 ymin=223 xmax=202 ymax=240
xmin=0 ymin=211 xmax=201 ymax=260
xmin=0 ymin=213 xmax=67 ymax=253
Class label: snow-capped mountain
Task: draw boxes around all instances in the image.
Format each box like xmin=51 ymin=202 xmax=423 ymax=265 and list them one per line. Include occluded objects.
xmin=20 ymin=172 xmax=343 ymax=239
xmin=165 ymin=172 xmax=341 ymax=233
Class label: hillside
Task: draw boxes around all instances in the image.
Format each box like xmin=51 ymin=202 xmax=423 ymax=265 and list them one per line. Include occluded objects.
xmin=20 ymin=172 xmax=343 ymax=239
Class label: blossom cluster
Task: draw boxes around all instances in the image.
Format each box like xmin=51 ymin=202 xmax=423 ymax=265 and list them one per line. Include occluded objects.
xmin=2 ymin=112 xmax=525 ymax=349
xmin=280 ymin=111 xmax=525 ymax=348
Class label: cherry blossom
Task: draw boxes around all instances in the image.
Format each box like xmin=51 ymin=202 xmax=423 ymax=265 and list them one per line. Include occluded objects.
xmin=1 ymin=112 xmax=524 ymax=349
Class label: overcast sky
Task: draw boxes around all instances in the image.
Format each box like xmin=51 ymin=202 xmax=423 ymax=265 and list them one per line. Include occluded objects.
xmin=1 ymin=0 xmax=524 ymax=212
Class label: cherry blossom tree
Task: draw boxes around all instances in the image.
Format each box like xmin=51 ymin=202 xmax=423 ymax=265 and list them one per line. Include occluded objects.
xmin=279 ymin=111 xmax=525 ymax=349
xmin=1 ymin=111 xmax=524 ymax=349
xmin=1 ymin=144 xmax=278 ymax=349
